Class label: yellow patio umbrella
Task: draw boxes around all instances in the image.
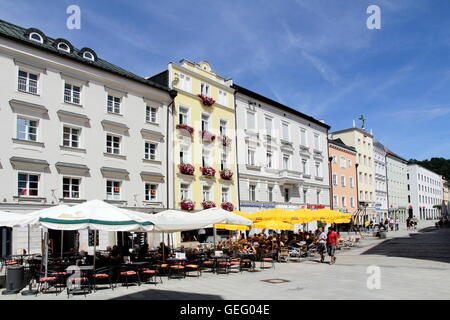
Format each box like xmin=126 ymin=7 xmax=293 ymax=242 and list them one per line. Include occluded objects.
xmin=252 ymin=220 xmax=295 ymax=230
xmin=312 ymin=209 xmax=352 ymax=223
xmin=214 ymin=224 xmax=250 ymax=231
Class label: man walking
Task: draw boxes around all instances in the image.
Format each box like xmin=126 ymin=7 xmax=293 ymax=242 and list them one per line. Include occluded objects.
xmin=326 ymin=227 xmax=339 ymax=265
xmin=316 ymin=227 xmax=327 ymax=263
xmin=395 ymin=217 xmax=400 ymax=231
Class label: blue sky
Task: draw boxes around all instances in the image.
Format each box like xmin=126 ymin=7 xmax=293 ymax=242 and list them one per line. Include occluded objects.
xmin=1 ymin=0 xmax=449 ymax=160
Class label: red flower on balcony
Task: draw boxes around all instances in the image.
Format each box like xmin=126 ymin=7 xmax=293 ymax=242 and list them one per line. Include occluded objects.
xmin=198 ymin=94 xmax=215 ymax=106
xmin=200 ymin=130 xmax=216 ymax=142
xmin=180 ymin=200 xmax=195 ymax=211
xmin=220 ymin=136 xmax=232 ymax=146
xmin=201 ymin=166 xmax=216 ymax=177
xmin=179 ymin=163 xmax=195 ymax=175
xmin=221 ymin=202 xmax=234 ymax=212
xmin=220 ymin=169 xmax=233 ymax=180
xmin=202 ymin=201 xmax=216 ymax=209
xmin=176 ymin=124 xmax=194 ymax=136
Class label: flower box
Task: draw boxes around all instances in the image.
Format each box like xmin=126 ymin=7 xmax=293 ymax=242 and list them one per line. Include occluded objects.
xmin=200 ymin=130 xmax=216 ymax=142
xmin=220 ymin=169 xmax=233 ymax=180
xmin=198 ymin=94 xmax=215 ymax=106
xmin=202 ymin=201 xmax=216 ymax=209
xmin=201 ymin=166 xmax=216 ymax=177
xmin=176 ymin=124 xmax=194 ymax=136
xmin=221 ymin=202 xmax=234 ymax=212
xmin=220 ymin=136 xmax=232 ymax=146
xmin=179 ymin=163 xmax=195 ymax=175
xmin=180 ymin=200 xmax=195 ymax=211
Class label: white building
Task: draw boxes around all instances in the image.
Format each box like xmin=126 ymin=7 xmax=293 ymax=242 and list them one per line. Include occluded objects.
xmin=407 ymin=164 xmax=443 ymax=220
xmin=373 ymin=141 xmax=388 ymax=222
xmin=0 ymin=20 xmax=172 ymax=258
xmin=385 ymin=148 xmax=409 ymax=222
xmin=233 ymin=85 xmax=330 ymax=221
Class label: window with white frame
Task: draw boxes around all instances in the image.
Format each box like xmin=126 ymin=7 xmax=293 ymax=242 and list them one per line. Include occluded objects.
xmin=350 ymin=197 xmax=355 ymax=208
xmin=221 ymin=150 xmax=228 ymax=170
xmin=218 ymin=90 xmax=227 ymax=105
xmin=201 ymin=113 xmax=210 ymax=131
xmin=247 ymin=112 xmax=256 ymax=130
xmin=300 ymin=128 xmax=307 ymax=147
xmin=63 ymin=126 xmax=80 ymax=148
xmin=340 ymin=156 xmax=347 ymax=168
xmin=303 ymin=189 xmax=307 ymax=203
xmin=16 ymin=117 xmax=38 ymax=141
xmin=179 ymin=144 xmax=190 ymax=164
xmin=284 ymin=188 xmax=290 ymax=202
xmin=302 ymin=159 xmax=308 ymax=174
xmin=268 ymin=186 xmax=273 ymax=202
xmin=332 ymin=174 xmax=338 ymax=186
xmin=265 ymin=117 xmax=273 ymax=136
xmin=221 ymin=187 xmax=230 ymax=203
xmin=180 ymin=183 xmax=190 ymax=200
xmin=341 ymin=175 xmax=346 ymax=187
xmin=314 ymin=133 xmax=320 ymax=151
xmin=219 ymin=120 xmax=227 ymax=136
xmin=315 ymin=161 xmax=322 ymax=177
xmin=316 ymin=190 xmax=321 ymax=204
xmin=63 ymin=177 xmax=80 ymax=199
xmin=247 ymin=148 xmax=256 ymax=166
xmin=266 ymin=150 xmax=273 ymax=168
xmin=106 ymin=134 xmax=121 ymax=155
xmin=249 ymin=185 xmax=256 ymax=201
xmin=18 ymin=70 xmax=38 ymax=94
xmin=179 ymin=73 xmax=192 ymax=93
xmin=106 ymin=180 xmax=121 ymax=200
xmin=179 ymin=107 xmax=189 ymax=125
xmin=202 ymin=185 xmax=211 ymax=201
xmin=200 ymin=82 xmax=210 ymax=97
xmin=107 ymin=95 xmax=121 ymax=114
xmin=282 ymin=123 xmax=290 ymax=141
xmin=333 ymin=195 xmax=338 ymax=207
xmin=145 ymin=184 xmax=158 ymax=201
xmin=29 ymin=32 xmax=43 ymax=43
xmin=350 ymin=176 xmax=354 ymax=188
xmin=202 ymin=149 xmax=211 ymax=167
xmin=18 ymin=173 xmax=39 ymax=197
xmin=341 ymin=196 xmax=347 ymax=207
xmin=57 ymin=42 xmax=70 ymax=53
xmin=146 ymin=106 xmax=158 ymax=123
xmin=144 ymin=142 xmax=157 ymax=160
xmin=283 ymin=154 xmax=290 ymax=170
xmin=64 ymin=83 xmax=81 ymax=104
xmin=348 ymin=159 xmax=352 ymax=167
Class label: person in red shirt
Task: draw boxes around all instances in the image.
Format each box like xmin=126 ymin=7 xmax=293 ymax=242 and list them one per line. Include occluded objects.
xmin=326 ymin=227 xmax=339 ymax=264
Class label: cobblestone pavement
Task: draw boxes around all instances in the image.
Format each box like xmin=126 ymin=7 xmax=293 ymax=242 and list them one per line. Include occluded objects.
xmin=2 ymin=221 xmax=449 ymax=300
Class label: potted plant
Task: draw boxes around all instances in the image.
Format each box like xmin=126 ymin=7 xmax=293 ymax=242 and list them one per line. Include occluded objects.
xmin=179 ymin=163 xmax=195 ymax=175
xmin=200 ymin=130 xmax=216 ymax=142
xmin=176 ymin=124 xmax=194 ymax=136
xmin=220 ymin=169 xmax=233 ymax=180
xmin=180 ymin=200 xmax=195 ymax=211
xmin=197 ymin=94 xmax=215 ymax=106
xmin=221 ymin=202 xmax=234 ymax=212
xmin=201 ymin=166 xmax=216 ymax=177
xmin=202 ymin=201 xmax=216 ymax=209
xmin=220 ymin=136 xmax=232 ymax=146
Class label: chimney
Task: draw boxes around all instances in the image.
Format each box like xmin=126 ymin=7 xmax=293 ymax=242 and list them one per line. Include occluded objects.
xmin=352 ymin=120 xmax=356 ymax=128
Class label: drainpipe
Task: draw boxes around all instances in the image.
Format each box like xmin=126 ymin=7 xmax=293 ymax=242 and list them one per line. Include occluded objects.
xmin=167 ymin=90 xmax=178 ymax=211
xmin=328 ymin=155 xmax=334 ymax=210
xmin=355 ymin=163 xmax=360 ymax=228
xmin=385 ymin=155 xmax=390 ymax=221
xmin=233 ymin=91 xmax=241 ymax=211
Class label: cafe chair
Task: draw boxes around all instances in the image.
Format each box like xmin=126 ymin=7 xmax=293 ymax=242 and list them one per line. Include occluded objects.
xmin=141 ymin=264 xmax=163 ymax=285
xmin=215 ymin=257 xmax=231 ymax=275
xmin=185 ymin=259 xmax=202 ymax=278
xmin=229 ymin=258 xmax=241 ymax=273
xmin=119 ymin=268 xmax=140 ymax=289
xmin=201 ymin=258 xmax=215 ymax=273
xmin=168 ymin=262 xmax=186 ymax=280
xmin=66 ymin=274 xmax=90 ymax=298
xmin=36 ymin=272 xmax=59 ymax=296
xmin=260 ymin=254 xmax=275 ymax=270
xmin=92 ymin=267 xmax=114 ymax=291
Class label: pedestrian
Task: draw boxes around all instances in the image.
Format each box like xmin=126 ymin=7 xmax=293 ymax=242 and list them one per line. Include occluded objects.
xmin=395 ymin=217 xmax=400 ymax=231
xmin=364 ymin=220 xmax=370 ymax=232
xmin=389 ymin=218 xmax=394 ymax=231
xmin=316 ymin=227 xmax=327 ymax=263
xmin=326 ymin=227 xmax=339 ymax=265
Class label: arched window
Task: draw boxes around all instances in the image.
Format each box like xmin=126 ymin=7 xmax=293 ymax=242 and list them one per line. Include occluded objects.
xmin=29 ymin=32 xmax=44 ymax=43
xmin=83 ymin=51 xmax=95 ymax=61
xmin=57 ymin=42 xmax=70 ymax=53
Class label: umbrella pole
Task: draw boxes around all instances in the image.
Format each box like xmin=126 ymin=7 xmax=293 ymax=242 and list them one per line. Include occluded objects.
xmin=93 ymin=229 xmax=97 ymax=271
xmin=213 ymin=226 xmax=217 ymax=251
xmin=162 ymin=232 xmax=165 ymax=262
xmin=60 ymin=230 xmax=64 ymax=260
xmin=27 ymin=225 xmax=30 ymax=254
xmin=44 ymin=229 xmax=49 ymax=278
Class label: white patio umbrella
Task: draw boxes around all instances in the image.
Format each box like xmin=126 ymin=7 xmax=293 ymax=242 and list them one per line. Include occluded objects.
xmin=0 ymin=210 xmax=34 ymax=227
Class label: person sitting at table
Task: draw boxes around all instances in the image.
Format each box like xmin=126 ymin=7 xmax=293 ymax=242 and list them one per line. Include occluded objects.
xmin=137 ymin=244 xmax=149 ymax=261
xmin=109 ymin=245 xmax=123 ymax=264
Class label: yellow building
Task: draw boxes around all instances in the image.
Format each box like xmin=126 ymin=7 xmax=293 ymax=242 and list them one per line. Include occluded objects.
xmin=150 ymin=60 xmax=238 ymax=214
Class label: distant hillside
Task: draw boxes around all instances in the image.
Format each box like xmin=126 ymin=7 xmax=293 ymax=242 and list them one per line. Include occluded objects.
xmin=408 ymin=158 xmax=450 ymax=180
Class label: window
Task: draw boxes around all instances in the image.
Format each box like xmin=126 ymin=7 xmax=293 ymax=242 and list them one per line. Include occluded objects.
xmin=247 ymin=112 xmax=256 ymax=130
xmin=341 ymin=176 xmax=346 ymax=187
xmin=83 ymin=51 xmax=95 ymax=61
xmin=18 ymin=70 xmax=38 ymax=94
xmin=302 ymin=159 xmax=308 ymax=174
xmin=221 ymin=187 xmax=230 ymax=203
xmin=144 ymin=142 xmax=157 ymax=160
xmin=333 ymin=195 xmax=339 ymax=207
xmin=282 ymin=123 xmax=289 ymax=141
xmin=315 ymin=162 xmax=322 ymax=177
xmin=201 ymin=114 xmax=210 ymax=131
xmin=202 ymin=185 xmax=211 ymax=201
xmin=303 ymin=189 xmax=308 ymax=203
xmin=332 ymin=174 xmax=338 ymax=186
xmin=179 ymin=74 xmax=192 ymax=93
xmin=106 ymin=180 xmax=121 ymax=200
xmin=265 ymin=117 xmax=273 ymax=136
xmin=88 ymin=230 xmax=99 ymax=247
xmin=179 ymin=107 xmax=189 ymax=125
xmin=16 ymin=117 xmax=38 ymax=141
xmin=63 ymin=177 xmax=80 ymax=199
xmin=219 ymin=120 xmax=227 ymax=136
xmin=107 ymin=95 xmax=121 ymax=114
xmin=180 ymin=183 xmax=190 ymax=200
xmin=314 ymin=134 xmax=320 ymax=150
xmin=146 ymin=106 xmax=157 ymax=123
xmin=202 ymin=149 xmax=211 ymax=167
xmin=348 ymin=160 xmax=352 ymax=167
xmin=221 ymin=151 xmax=228 ymax=170
xmin=29 ymin=32 xmax=43 ymax=43
xmin=247 ymin=148 xmax=256 ymax=166
xmin=200 ymin=83 xmax=210 ymax=97
xmin=268 ymin=186 xmax=273 ymax=202
xmin=350 ymin=176 xmax=354 ymax=188
xmin=180 ymin=145 xmax=190 ymax=164
xmin=340 ymin=157 xmax=347 ymax=168
xmin=283 ymin=154 xmax=290 ymax=170
xmin=341 ymin=196 xmax=346 ymax=207
xmin=57 ymin=42 xmax=70 ymax=53
xmin=249 ymin=185 xmax=256 ymax=201
xmin=63 ymin=126 xmax=80 ymax=148
xmin=284 ymin=188 xmax=290 ymax=202
xmin=266 ymin=150 xmax=273 ymax=168
xmin=316 ymin=190 xmax=321 ymax=204
xmin=350 ymin=197 xmax=355 ymax=208
xmin=218 ymin=90 xmax=227 ymax=105
xmin=18 ymin=173 xmax=39 ymax=197
xmin=145 ymin=184 xmax=158 ymax=201
xmin=106 ymin=134 xmax=121 ymax=155
xmin=300 ymin=128 xmax=307 ymax=147
xmin=64 ymin=83 xmax=81 ymax=104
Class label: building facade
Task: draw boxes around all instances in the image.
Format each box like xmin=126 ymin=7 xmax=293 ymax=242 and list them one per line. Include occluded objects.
xmin=328 ymin=139 xmax=358 ymax=214
xmin=373 ymin=141 xmax=388 ymax=222
xmin=385 ymin=149 xmax=408 ymax=222
xmin=407 ymin=164 xmax=443 ymax=220
xmin=330 ymin=128 xmax=376 ymax=220
xmin=0 ymin=20 xmax=172 ymax=257
xmin=234 ymin=85 xmax=330 ymax=218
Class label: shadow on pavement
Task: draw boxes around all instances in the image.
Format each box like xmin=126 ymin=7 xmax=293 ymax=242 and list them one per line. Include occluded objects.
xmin=109 ymin=289 xmax=223 ymax=300
xmin=361 ymin=226 xmax=450 ymax=264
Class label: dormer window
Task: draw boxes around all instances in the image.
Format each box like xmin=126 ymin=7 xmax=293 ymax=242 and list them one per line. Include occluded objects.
xmin=29 ymin=32 xmax=43 ymax=43
xmin=57 ymin=42 xmax=70 ymax=53
xmin=83 ymin=52 xmax=94 ymax=61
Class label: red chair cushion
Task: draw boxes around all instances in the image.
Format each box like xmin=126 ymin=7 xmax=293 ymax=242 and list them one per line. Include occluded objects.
xmin=262 ymin=258 xmax=273 ymax=261
xmin=202 ymin=261 xmax=214 ymax=265
xmin=219 ymin=262 xmax=231 ymax=266
xmin=93 ymin=273 xmax=109 ymax=278
xmin=143 ymin=270 xmax=156 ymax=274
xmin=5 ymin=260 xmax=17 ymax=265
xmin=170 ymin=265 xmax=185 ymax=269
xmin=242 ymin=259 xmax=251 ymax=262
xmin=40 ymin=277 xmax=57 ymax=282
xmin=51 ymin=272 xmax=67 ymax=276
xmin=120 ymin=271 xmax=137 ymax=276
xmin=230 ymin=262 xmax=240 ymax=265
xmin=69 ymin=277 xmax=88 ymax=282
xmin=186 ymin=264 xmax=199 ymax=269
